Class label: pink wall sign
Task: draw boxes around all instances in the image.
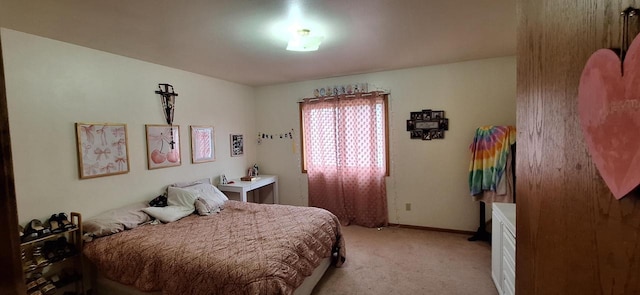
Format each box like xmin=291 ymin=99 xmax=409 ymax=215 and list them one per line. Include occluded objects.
xmin=578 ymin=35 xmax=640 ymax=199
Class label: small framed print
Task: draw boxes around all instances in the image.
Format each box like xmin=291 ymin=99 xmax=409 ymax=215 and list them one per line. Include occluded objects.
xmin=406 ymin=120 xmax=416 ymax=131
xmin=146 ymin=125 xmax=181 ymax=169
xmin=415 ymin=120 xmax=440 ymax=130
xmin=430 ymin=129 xmax=443 ymax=139
xmin=432 ymin=110 xmax=445 ymax=119
xmin=191 ymin=125 xmax=215 ymax=163
xmin=410 ymin=112 xmax=423 ymax=120
xmin=422 ymin=109 xmax=432 ymax=120
xmin=76 ymin=123 xmax=129 ymax=179
xmin=440 ymin=118 xmax=449 ymax=130
xmin=230 ymin=134 xmax=244 ymax=157
xmin=410 ymin=129 xmax=423 ymax=139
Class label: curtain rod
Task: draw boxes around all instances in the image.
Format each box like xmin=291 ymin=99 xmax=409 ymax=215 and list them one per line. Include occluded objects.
xmin=297 ymin=91 xmax=389 ymax=103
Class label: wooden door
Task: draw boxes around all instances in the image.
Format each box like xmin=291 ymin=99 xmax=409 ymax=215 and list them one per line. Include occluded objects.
xmin=517 ymin=0 xmax=640 ymax=294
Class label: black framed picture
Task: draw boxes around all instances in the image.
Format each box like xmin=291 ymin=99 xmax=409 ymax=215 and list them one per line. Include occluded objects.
xmin=406 ymin=120 xmax=416 ymax=131
xmin=406 ymin=108 xmax=449 ymax=141
xmin=439 ymin=118 xmax=449 ymax=130
xmin=410 ymin=129 xmax=423 ymax=139
xmin=422 ymin=109 xmax=432 ymax=120
xmin=410 ymin=112 xmax=423 ymax=120
xmin=430 ymin=129 xmax=440 ymax=139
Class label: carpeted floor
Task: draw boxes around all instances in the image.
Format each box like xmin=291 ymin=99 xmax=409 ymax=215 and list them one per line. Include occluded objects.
xmin=311 ymin=225 xmax=498 ymax=295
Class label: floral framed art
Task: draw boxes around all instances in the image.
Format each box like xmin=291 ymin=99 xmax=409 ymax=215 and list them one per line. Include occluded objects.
xmin=230 ymin=134 xmax=244 ymax=157
xmin=191 ymin=125 xmax=215 ymax=163
xmin=146 ymin=125 xmax=181 ymax=169
xmin=76 ymin=123 xmax=130 ymax=179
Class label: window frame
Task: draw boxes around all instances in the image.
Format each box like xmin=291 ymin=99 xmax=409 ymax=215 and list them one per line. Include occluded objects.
xmin=299 ymin=93 xmax=390 ymax=176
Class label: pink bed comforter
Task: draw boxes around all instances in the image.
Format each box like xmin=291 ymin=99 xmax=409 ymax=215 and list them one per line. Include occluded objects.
xmin=83 ymin=201 xmax=345 ymax=295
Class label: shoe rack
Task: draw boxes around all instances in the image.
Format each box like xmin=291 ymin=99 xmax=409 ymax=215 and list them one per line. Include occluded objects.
xmin=20 ymin=212 xmax=85 ymax=295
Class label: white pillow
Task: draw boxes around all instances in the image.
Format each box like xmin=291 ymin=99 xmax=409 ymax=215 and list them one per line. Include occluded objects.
xmin=142 ymin=206 xmax=194 ymax=223
xmin=169 ymin=178 xmax=211 ymax=188
xmin=182 ymin=183 xmax=228 ymax=215
xmin=194 ymin=198 xmax=221 ymax=216
xmin=167 ymin=186 xmax=199 ymax=209
xmin=84 ymin=202 xmax=151 ymax=237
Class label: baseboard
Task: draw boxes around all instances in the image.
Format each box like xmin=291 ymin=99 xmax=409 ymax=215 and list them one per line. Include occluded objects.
xmin=387 ymin=223 xmax=475 ymax=236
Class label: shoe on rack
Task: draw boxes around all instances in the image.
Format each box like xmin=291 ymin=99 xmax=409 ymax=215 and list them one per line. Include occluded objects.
xmin=43 ymin=241 xmax=58 ymax=263
xmin=34 ymin=277 xmax=48 ymax=288
xmin=57 ymin=213 xmax=76 ymax=230
xmin=58 ymin=237 xmax=77 ymax=258
xmin=33 ymin=254 xmax=50 ymax=267
xmin=25 ymin=278 xmax=39 ymax=292
xmin=46 ymin=214 xmax=64 ymax=234
xmin=40 ymin=282 xmax=56 ymax=295
xmin=23 ymin=219 xmax=51 ymax=242
xmin=21 ymin=222 xmax=39 ymax=243
xmin=22 ymin=260 xmax=37 ymax=273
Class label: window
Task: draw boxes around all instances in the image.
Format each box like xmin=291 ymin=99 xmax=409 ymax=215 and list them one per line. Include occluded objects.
xmin=299 ymin=93 xmax=389 ymax=176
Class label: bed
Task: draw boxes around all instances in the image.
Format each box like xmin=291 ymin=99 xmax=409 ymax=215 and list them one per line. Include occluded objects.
xmin=83 ymin=200 xmax=345 ymax=295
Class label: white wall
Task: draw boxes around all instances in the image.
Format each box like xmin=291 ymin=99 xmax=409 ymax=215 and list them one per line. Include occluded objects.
xmin=2 ymin=28 xmax=515 ymax=231
xmin=1 ymin=29 xmax=257 ymax=223
xmin=255 ymin=56 xmax=516 ymax=231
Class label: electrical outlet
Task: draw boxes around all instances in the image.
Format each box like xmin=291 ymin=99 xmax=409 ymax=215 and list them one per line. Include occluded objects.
xmin=405 ymin=203 xmax=411 ymax=211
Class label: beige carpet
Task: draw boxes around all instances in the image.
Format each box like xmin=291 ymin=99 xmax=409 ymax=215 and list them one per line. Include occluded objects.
xmin=312 ymin=225 xmax=498 ymax=295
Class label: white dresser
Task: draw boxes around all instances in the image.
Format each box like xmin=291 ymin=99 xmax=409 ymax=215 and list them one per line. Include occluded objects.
xmin=492 ymin=203 xmax=516 ymax=295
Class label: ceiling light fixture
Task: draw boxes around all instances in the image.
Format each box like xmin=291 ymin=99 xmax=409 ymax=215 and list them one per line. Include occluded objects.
xmin=286 ymin=29 xmax=324 ymax=52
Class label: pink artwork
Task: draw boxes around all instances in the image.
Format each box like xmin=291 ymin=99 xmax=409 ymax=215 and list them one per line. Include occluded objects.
xmin=190 ymin=125 xmax=215 ymax=163
xmin=76 ymin=123 xmax=129 ymax=179
xmin=578 ymin=34 xmax=640 ymax=199
xmin=146 ymin=125 xmax=181 ymax=169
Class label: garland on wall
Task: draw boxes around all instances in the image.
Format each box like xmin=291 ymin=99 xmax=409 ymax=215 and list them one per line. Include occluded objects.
xmin=257 ymin=129 xmax=296 ymax=153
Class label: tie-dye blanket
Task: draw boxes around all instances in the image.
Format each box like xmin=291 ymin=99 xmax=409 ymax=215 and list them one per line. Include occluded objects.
xmin=468 ymin=126 xmax=516 ymax=196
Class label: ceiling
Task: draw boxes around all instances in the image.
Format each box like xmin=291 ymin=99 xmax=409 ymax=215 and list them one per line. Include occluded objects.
xmin=0 ymin=0 xmax=516 ymax=86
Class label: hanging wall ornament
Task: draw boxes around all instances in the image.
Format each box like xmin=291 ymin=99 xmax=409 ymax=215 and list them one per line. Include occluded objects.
xmin=578 ymin=7 xmax=640 ymax=199
xmin=155 ymin=84 xmax=179 ymax=150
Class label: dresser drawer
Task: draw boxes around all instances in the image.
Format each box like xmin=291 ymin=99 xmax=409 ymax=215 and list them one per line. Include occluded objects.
xmin=503 ymin=275 xmax=515 ymax=295
xmin=503 ymin=254 xmax=515 ymax=287
xmin=503 ymin=229 xmax=516 ymax=264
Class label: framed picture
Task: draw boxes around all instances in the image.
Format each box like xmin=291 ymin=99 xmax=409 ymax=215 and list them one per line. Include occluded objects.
xmin=190 ymin=125 xmax=215 ymax=163
xmin=410 ymin=129 xmax=423 ymax=139
xmin=146 ymin=125 xmax=181 ymax=169
xmin=440 ymin=118 xmax=449 ymax=130
xmin=430 ymin=129 xmax=442 ymax=139
xmin=432 ymin=110 xmax=445 ymax=119
xmin=230 ymin=134 xmax=244 ymax=157
xmin=76 ymin=123 xmax=129 ymax=179
xmin=406 ymin=120 xmax=416 ymax=131
xmin=415 ymin=120 xmax=440 ymax=130
xmin=410 ymin=112 xmax=423 ymax=120
xmin=406 ymin=108 xmax=449 ymax=141
xmin=422 ymin=109 xmax=432 ymax=120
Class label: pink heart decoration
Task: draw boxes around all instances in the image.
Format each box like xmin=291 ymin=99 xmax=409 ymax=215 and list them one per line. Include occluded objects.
xmin=578 ymin=35 xmax=640 ymax=199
